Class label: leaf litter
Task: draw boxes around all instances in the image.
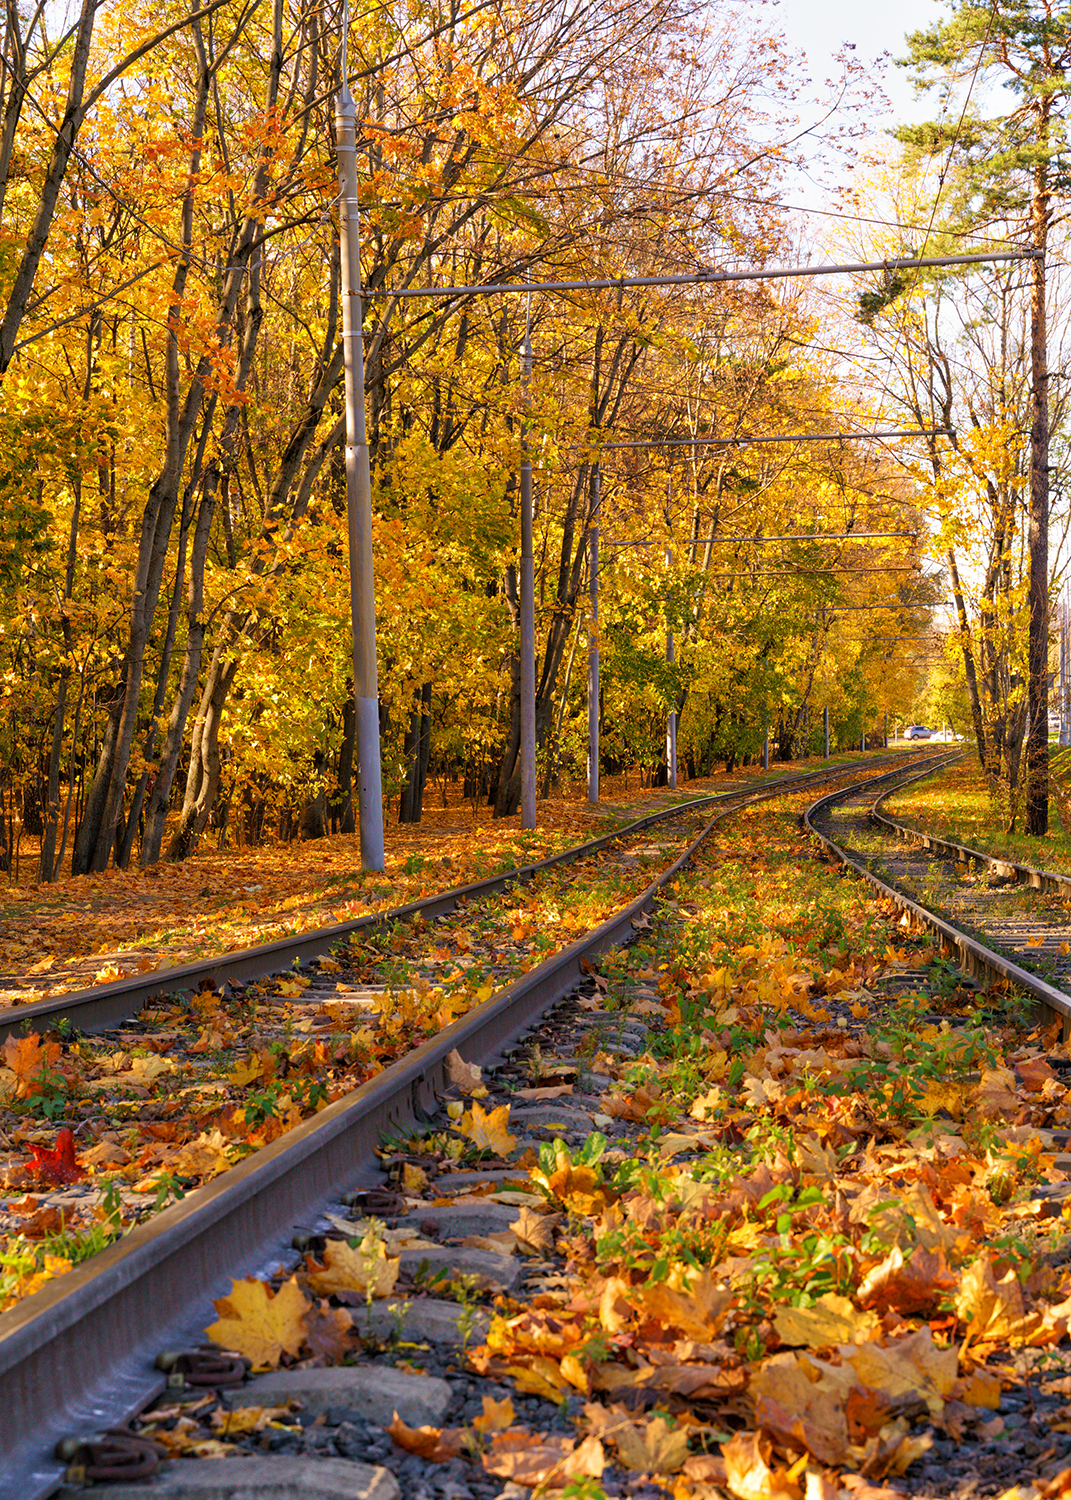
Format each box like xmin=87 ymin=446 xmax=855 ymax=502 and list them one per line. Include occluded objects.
xmin=97 ymin=785 xmax=1071 ymax=1500
xmin=0 ymin=792 xmax=716 ymax=1309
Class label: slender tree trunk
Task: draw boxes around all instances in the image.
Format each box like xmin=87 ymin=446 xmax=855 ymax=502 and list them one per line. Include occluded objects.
xmin=0 ymin=0 xmax=96 ymax=371
xmin=167 ymin=647 xmax=239 ymax=859
xmin=141 ymin=466 xmax=219 ymax=863
xmin=39 ymin=473 xmax=82 ymax=879
xmin=947 ymin=546 xmax=989 ymax=775
xmin=1025 ymin=159 xmax=1050 ymax=836
xmin=334 ymin=685 xmax=356 ymax=833
xmin=398 ymin=683 xmax=432 ymax=823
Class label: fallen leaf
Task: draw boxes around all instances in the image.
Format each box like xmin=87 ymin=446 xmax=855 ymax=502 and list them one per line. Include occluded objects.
xmin=303 ymin=1299 xmax=356 ymax=1365
xmin=27 ymin=1128 xmax=85 ymax=1185
xmin=751 ymin=1353 xmax=851 ymax=1466
xmin=446 ymin=1048 xmax=486 ymax=1095
xmin=3 ymin=1033 xmax=62 ymax=1099
xmin=615 ymin=1415 xmax=691 ymax=1473
xmin=8 ymin=1196 xmax=65 ymax=1237
xmin=955 ymin=1253 xmax=1052 ymax=1346
xmin=482 ymin=1430 xmax=604 ymax=1487
xmin=472 ymin=1395 xmax=516 ymax=1433
xmin=510 ymin=1206 xmax=561 ymax=1255
xmin=630 ymin=1267 xmax=731 ymax=1342
xmin=857 ymin=1246 xmax=959 ymax=1316
xmin=305 ymin=1233 xmax=400 ymax=1299
xmin=387 ymin=1412 xmax=465 ymax=1462
xmin=454 ymin=1102 xmax=518 ymax=1155
xmin=211 ymin=1404 xmax=299 ymax=1436
xmin=773 ymin=1292 xmax=881 ymax=1349
xmin=205 ymin=1276 xmax=310 ymax=1370
xmin=722 ymin=1431 xmax=801 ymax=1500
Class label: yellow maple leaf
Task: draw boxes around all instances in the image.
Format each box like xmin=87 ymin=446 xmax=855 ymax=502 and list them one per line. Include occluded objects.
xmin=2 ymin=1033 xmax=62 ymax=1099
xmin=228 ymin=1055 xmax=264 ymax=1087
xmin=206 ymin=1276 xmax=309 ymax=1370
xmin=615 ymin=1415 xmax=690 ymax=1474
xmin=772 ymin=1292 xmax=880 ymax=1350
xmin=632 ymin=1269 xmax=732 ymax=1341
xmin=454 ymin=1102 xmax=517 ymax=1155
xmin=305 ymin=1232 xmax=400 ymax=1299
xmin=472 ymin=1395 xmax=516 ymax=1433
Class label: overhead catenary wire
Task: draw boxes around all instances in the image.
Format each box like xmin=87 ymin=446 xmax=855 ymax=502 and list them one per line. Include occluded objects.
xmin=602 ymin=532 xmax=920 ymax=546
xmin=371 ymin=249 xmax=1036 ymax=300
xmin=592 ymin=430 xmax=951 ymax=449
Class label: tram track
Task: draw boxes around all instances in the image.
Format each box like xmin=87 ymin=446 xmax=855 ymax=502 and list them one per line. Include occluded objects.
xmin=0 ymin=750 xmax=934 ymax=1048
xmin=0 ymin=749 xmax=950 ymax=1500
xmin=805 ymin=760 xmax=1071 ymax=1036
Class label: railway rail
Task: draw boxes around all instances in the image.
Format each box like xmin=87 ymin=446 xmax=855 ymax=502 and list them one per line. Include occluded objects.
xmin=805 ymin=760 xmax=1071 ymax=1036
xmin=0 ymin=749 xmax=935 ymax=1048
xmin=0 ymin=749 xmax=951 ymax=1500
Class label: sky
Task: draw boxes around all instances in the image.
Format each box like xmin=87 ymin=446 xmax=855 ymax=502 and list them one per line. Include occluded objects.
xmin=771 ymin=0 xmax=947 ymax=129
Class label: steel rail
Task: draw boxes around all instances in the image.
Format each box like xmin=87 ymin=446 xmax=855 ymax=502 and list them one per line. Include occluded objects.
xmin=0 ymin=751 xmax=927 ymax=1046
xmin=0 ymin=753 xmax=945 ymax=1500
xmin=870 ymin=773 xmax=1071 ymax=899
xmin=803 ymin=764 xmax=1071 ymax=1036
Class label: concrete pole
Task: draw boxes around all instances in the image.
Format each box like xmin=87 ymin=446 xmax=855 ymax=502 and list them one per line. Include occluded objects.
xmin=824 ymin=705 xmax=830 ymax=759
xmin=587 ymin=466 xmax=599 ymax=804
xmin=665 ymin=545 xmax=676 ymax=790
xmin=336 ymin=82 xmax=384 ymax=870
xmin=1056 ymin=585 xmax=1062 ymax=750
xmin=884 ymin=707 xmax=888 ymax=748
xmin=519 ymin=323 xmax=536 ymax=830
xmin=762 ymin=721 xmax=769 ymax=771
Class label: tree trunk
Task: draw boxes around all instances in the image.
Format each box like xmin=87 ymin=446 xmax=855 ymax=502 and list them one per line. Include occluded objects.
xmin=398 ymin=683 xmax=433 ymax=824
xmin=166 ymin=647 xmax=240 ymax=859
xmin=1025 ymin=153 xmax=1051 ymax=836
xmin=334 ymin=686 xmax=356 ymax=834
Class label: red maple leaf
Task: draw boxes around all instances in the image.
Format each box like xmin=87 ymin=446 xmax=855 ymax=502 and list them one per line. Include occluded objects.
xmin=27 ymin=1128 xmax=85 ymax=1185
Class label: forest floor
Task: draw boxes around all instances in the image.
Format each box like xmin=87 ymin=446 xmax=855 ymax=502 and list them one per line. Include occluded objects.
xmin=9 ymin=778 xmax=1071 ymax=1500
xmin=0 ymin=749 xmax=900 ymax=1009
xmin=884 ymin=755 xmax=1071 ymax=875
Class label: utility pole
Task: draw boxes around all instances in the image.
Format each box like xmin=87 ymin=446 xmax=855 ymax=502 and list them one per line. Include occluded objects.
xmin=336 ymin=62 xmax=384 ymax=870
xmin=520 ymin=316 xmax=536 ymax=830
xmin=762 ymin=721 xmax=769 ymax=771
xmin=665 ymin=544 xmax=676 ymax=790
xmin=1056 ymin=585 xmax=1062 ymax=750
xmin=587 ymin=465 xmax=599 ymax=805
xmin=824 ymin=706 xmax=830 ymax=759
xmin=1026 ymin=238 xmax=1050 ymax=834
